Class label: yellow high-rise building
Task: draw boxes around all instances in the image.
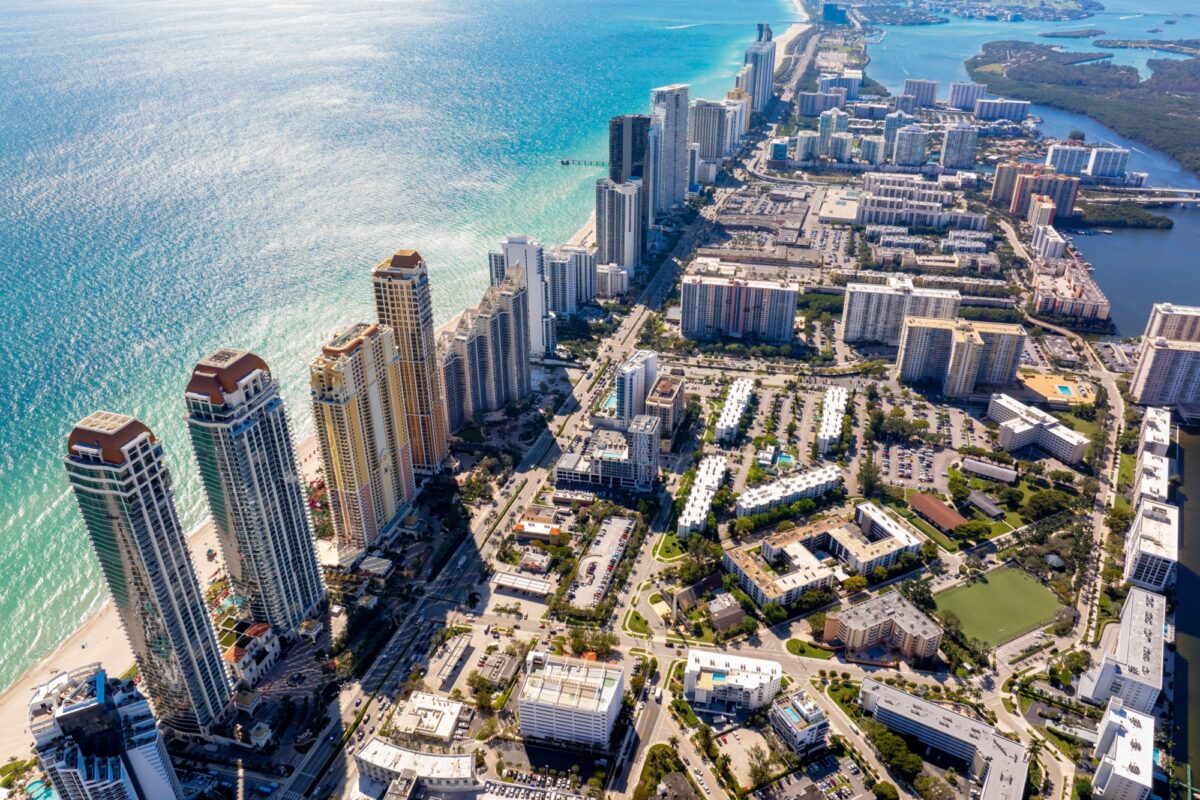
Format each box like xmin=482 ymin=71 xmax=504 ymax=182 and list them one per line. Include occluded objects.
xmin=372 ymin=250 xmax=450 ymax=475
xmin=310 ymin=323 xmax=415 ymax=559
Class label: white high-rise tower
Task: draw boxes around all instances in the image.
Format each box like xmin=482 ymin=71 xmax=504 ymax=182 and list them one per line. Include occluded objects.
xmin=650 ymin=84 xmax=690 ymax=216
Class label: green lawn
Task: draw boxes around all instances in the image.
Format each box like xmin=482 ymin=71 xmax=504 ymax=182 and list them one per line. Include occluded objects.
xmin=1118 ymin=453 xmax=1134 ymax=489
xmin=1053 ymin=411 xmax=1100 ymax=442
xmin=655 ymin=532 xmax=685 ymax=561
xmin=626 ymin=609 xmax=651 ymax=636
xmin=934 ymin=567 xmax=1063 ymax=647
xmin=787 ymin=639 xmax=836 ymax=659
xmin=989 ymin=519 xmax=1014 ymax=537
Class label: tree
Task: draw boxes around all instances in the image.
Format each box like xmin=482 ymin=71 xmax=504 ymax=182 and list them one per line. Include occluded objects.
xmin=843 ymin=575 xmax=868 ymax=594
xmin=939 ymin=609 xmax=962 ymax=634
xmin=762 ymin=602 xmax=788 ymax=623
xmin=947 ymin=471 xmax=970 ymax=504
xmin=740 ymin=616 xmax=761 ymax=636
xmin=873 ymin=783 xmax=900 ymax=800
xmin=808 ymin=611 xmax=827 ymax=637
xmin=748 ymin=744 xmax=774 ymax=787
xmin=1024 ymin=489 xmax=1074 ymax=520
xmin=953 ymin=519 xmax=992 ymax=541
xmin=920 ymin=540 xmax=940 ymax=563
xmin=871 ymin=565 xmax=889 ymax=584
xmin=858 ymin=456 xmax=882 ymax=498
xmin=899 ymin=578 xmax=935 ymax=612
xmin=1001 ymin=487 xmax=1025 ymax=509
xmin=1068 ymin=129 xmax=1086 ymax=141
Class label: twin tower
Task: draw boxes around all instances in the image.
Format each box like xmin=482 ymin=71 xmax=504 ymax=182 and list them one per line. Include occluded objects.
xmin=63 ymin=249 xmax=449 ymax=738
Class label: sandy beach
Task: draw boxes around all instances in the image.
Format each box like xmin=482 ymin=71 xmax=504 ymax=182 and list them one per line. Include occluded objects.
xmin=773 ymin=0 xmax=813 ymax=72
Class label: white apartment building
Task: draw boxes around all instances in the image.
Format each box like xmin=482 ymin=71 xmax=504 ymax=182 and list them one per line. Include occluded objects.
xmin=1132 ymin=449 xmax=1170 ymax=506
xmin=735 ymin=466 xmax=843 ymax=517
xmin=685 ymin=649 xmax=781 ymax=711
xmin=817 ymin=386 xmax=849 ymax=454
xmin=1087 ymin=147 xmax=1131 ymax=179
xmin=681 ymin=273 xmax=798 ymax=343
xmin=614 ymin=350 xmax=658 ymax=428
xmin=948 ymin=81 xmax=986 ymax=111
xmin=1046 ymin=144 xmax=1092 ymax=176
xmin=716 ymin=378 xmax=755 ymax=442
xmin=902 ymin=78 xmax=938 ymax=108
xmin=829 ymin=502 xmax=924 ymax=576
xmin=986 ymin=393 xmax=1089 ymax=464
xmin=356 ymin=741 xmax=478 ymax=791
xmin=1131 ymin=303 xmax=1200 ymax=403
xmin=940 ymin=123 xmax=977 ymax=169
xmin=595 ymin=178 xmax=644 ymax=276
xmin=678 ymin=455 xmax=728 ymax=538
xmin=1138 ymin=407 xmax=1172 ymax=457
xmin=769 ymin=691 xmax=829 ymax=755
xmin=973 ymin=97 xmax=1030 ymax=121
xmin=1080 ymin=588 xmax=1164 ymax=714
xmin=595 ymin=263 xmax=629 ymax=298
xmin=554 ymin=416 xmax=660 ymax=493
xmin=1031 ymin=225 xmax=1067 ymax=260
xmin=892 ymin=125 xmax=929 ymax=166
xmin=1092 ymin=699 xmax=1154 ymax=800
xmin=546 ymin=245 xmax=595 ymax=313
xmin=650 ymin=84 xmax=690 ymax=215
xmin=1028 ymin=195 xmax=1057 ymax=227
xmin=842 ymin=274 xmax=960 ymax=346
xmin=518 ymin=652 xmax=625 ymax=747
xmin=1124 ymin=499 xmax=1178 ymax=591
xmin=859 ymin=679 xmax=1029 ymax=800
xmin=725 ymin=527 xmax=837 ymax=607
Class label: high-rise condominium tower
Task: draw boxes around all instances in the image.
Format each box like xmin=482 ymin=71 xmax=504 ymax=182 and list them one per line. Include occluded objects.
xmin=29 ymin=664 xmax=184 ymax=800
xmin=65 ymin=413 xmax=232 ymax=737
xmin=372 ymin=250 xmax=450 ymax=474
xmin=595 ymin=178 xmax=645 ymax=276
xmin=940 ymin=123 xmax=978 ymax=169
xmin=744 ymin=33 xmax=777 ymax=114
xmin=185 ymin=349 xmax=325 ymax=638
xmin=311 ymin=323 xmax=415 ymax=559
xmin=650 ymin=84 xmax=690 ymax=216
xmin=609 ymin=114 xmax=650 ymax=183
xmin=491 ymin=235 xmax=555 ymax=359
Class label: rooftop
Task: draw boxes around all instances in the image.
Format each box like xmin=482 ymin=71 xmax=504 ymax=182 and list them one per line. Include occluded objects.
xmin=68 ymin=412 xmax=154 ymax=465
xmin=1131 ymin=499 xmax=1179 ymax=562
xmin=1112 ymin=588 xmax=1165 ymax=690
xmin=909 ymin=492 xmax=968 ymax=532
xmin=832 ymin=592 xmax=940 ymax=641
xmin=356 ymin=739 xmax=475 ymax=781
xmin=392 ymin=692 xmax=466 ymax=741
xmin=1097 ymin=699 xmax=1154 ymax=790
xmin=520 ymin=652 xmax=623 ymax=713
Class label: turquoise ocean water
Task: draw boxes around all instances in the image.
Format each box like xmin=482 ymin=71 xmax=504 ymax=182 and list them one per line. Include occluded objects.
xmin=0 ymin=0 xmax=798 ymax=692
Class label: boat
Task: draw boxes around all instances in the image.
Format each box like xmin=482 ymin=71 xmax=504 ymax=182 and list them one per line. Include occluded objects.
xmin=1099 ymin=229 xmax=1114 ymax=235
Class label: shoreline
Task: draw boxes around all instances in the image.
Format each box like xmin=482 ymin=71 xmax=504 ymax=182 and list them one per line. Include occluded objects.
xmin=0 ymin=0 xmax=794 ymax=757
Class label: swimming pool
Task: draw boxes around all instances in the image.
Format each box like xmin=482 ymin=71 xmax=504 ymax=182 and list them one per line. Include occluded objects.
xmin=784 ymin=706 xmax=802 ymax=723
xmin=26 ymin=779 xmax=58 ymax=800
xmin=1057 ymin=385 xmax=1073 ymax=396
xmin=777 ymin=453 xmax=795 ymax=470
xmin=602 ymin=392 xmax=616 ymax=411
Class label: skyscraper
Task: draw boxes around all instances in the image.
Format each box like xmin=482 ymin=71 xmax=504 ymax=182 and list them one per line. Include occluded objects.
xmin=373 ymin=250 xmax=450 ymax=474
xmin=1046 ymin=144 xmax=1091 ymax=176
xmin=940 ymin=123 xmax=977 ymax=169
xmin=491 ymin=235 xmax=555 ymax=359
xmin=310 ymin=323 xmax=415 ymax=558
xmin=650 ymin=84 xmax=690 ymax=215
xmin=892 ymin=125 xmax=929 ymax=167
xmin=882 ymin=110 xmax=914 ymax=158
xmin=902 ymin=78 xmax=938 ymax=108
xmin=29 ymin=664 xmax=184 ymax=800
xmin=1131 ymin=303 xmax=1200 ymax=405
xmin=817 ymin=107 xmax=849 ymax=155
xmin=440 ymin=267 xmax=531 ymax=431
xmin=744 ymin=26 xmax=777 ymax=114
xmin=184 ymin=349 xmax=325 ymax=639
xmin=546 ymin=245 xmax=595 ymax=312
xmin=596 ymin=178 xmax=645 ymax=275
xmin=608 ymin=114 xmax=650 ymax=183
xmin=688 ymin=99 xmax=730 ymax=161
xmin=65 ymin=412 xmax=232 ymax=737
xmin=947 ymin=81 xmax=986 ymax=112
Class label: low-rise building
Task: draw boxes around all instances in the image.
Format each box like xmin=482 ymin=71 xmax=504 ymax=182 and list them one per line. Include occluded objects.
xmin=826 ymin=503 xmax=924 ymax=575
xmin=684 ymin=649 xmax=781 ymax=711
xmin=824 ymin=593 xmax=942 ymax=659
xmin=708 ymin=591 xmax=747 ymax=632
xmin=518 ymin=652 xmax=625 ymax=747
xmin=717 ymin=379 xmax=755 ymax=443
xmin=908 ymin=491 xmax=968 ymax=533
xmin=1080 ymin=587 xmax=1164 ymax=714
xmin=1124 ymin=499 xmax=1178 ymax=592
xmin=1092 ymin=699 xmax=1154 ymax=800
xmin=987 ymin=393 xmax=1089 ymax=464
xmin=769 ymin=691 xmax=829 ymax=755
xmin=355 ymin=740 xmax=479 ymax=791
xmin=678 ymin=456 xmax=728 ymax=538
xmin=817 ymin=387 xmax=848 ymax=454
xmin=392 ymin=692 xmax=471 ymax=743
xmin=859 ymin=679 xmax=1029 ymax=800
xmin=961 ymin=457 xmax=1018 ymax=485
xmin=735 ymin=466 xmax=843 ymax=517
xmin=221 ymin=621 xmax=280 ymax=688
xmin=1033 ymin=260 xmax=1111 ymax=322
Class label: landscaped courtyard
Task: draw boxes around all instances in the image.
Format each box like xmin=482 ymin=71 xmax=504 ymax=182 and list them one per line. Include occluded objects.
xmin=934 ymin=567 xmax=1062 ymax=646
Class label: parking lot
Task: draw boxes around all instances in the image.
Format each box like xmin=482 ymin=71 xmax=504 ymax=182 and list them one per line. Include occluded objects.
xmin=756 ymin=754 xmax=868 ymax=800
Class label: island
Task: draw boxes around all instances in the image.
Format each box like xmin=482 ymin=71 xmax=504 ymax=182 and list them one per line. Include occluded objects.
xmin=848 ymin=0 xmax=1103 ymax=24
xmin=1039 ymin=28 xmax=1106 ymax=38
xmin=966 ymin=40 xmax=1200 ymax=175
xmin=1094 ymin=38 xmax=1200 ymax=57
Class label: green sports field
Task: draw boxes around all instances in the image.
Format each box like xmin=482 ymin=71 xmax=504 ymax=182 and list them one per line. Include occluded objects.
xmin=934 ymin=567 xmax=1062 ymax=647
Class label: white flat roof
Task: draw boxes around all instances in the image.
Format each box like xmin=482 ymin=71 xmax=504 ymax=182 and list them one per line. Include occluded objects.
xmin=492 ymin=572 xmax=553 ymax=596
xmin=1132 ymin=499 xmax=1179 ymax=562
xmin=356 ymin=739 xmax=475 ymax=780
xmin=1114 ymin=588 xmax=1165 ymax=690
xmin=1099 ymin=700 xmax=1155 ymax=791
xmin=520 ymin=652 xmax=623 ymax=713
xmin=392 ymin=692 xmax=465 ymax=741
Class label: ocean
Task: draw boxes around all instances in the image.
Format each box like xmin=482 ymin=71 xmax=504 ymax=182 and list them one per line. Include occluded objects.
xmin=0 ymin=0 xmax=798 ymax=692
